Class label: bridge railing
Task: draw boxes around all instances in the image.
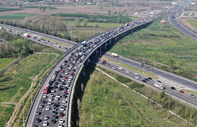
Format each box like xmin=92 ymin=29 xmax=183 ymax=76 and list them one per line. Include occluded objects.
xmin=25 ymin=43 xmax=80 ymax=126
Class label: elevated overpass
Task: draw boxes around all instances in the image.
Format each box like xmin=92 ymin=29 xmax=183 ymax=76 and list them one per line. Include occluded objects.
xmin=0 ymin=5 xmax=180 ymax=127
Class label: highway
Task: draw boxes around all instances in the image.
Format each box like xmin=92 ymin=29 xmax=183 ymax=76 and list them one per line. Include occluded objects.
xmin=2 ymin=4 xmax=194 ymax=127
xmin=168 ymin=5 xmax=197 ymax=40
xmin=0 ymin=24 xmax=76 ymax=46
xmin=91 ymin=57 xmax=197 ymax=108
xmin=101 ymin=52 xmax=197 ymax=91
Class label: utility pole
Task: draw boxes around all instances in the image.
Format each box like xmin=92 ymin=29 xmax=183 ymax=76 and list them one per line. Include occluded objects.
xmin=23 ymin=97 xmax=24 ymax=126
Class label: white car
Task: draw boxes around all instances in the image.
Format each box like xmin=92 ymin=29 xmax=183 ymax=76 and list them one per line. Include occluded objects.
xmin=48 ymin=101 xmax=52 ymax=105
xmin=126 ymin=70 xmax=129 ymax=73
xmin=43 ymin=94 xmax=47 ymax=98
xmin=50 ymin=94 xmax=53 ymax=97
xmin=112 ymin=67 xmax=116 ymax=70
xmin=45 ymin=106 xmax=50 ymax=111
xmin=51 ymin=89 xmax=55 ymax=93
xmin=58 ymin=124 xmax=63 ymax=127
xmin=44 ymin=115 xmax=49 ymax=120
xmin=59 ymin=118 xmax=64 ymax=124
xmin=62 ymin=99 xmax=67 ymax=103
xmin=60 ymin=106 xmax=64 ymax=111
xmin=48 ymin=98 xmax=53 ymax=101
xmin=43 ymin=121 xmax=48 ymax=126
xmin=56 ymin=94 xmax=61 ymax=98
xmin=55 ymin=97 xmax=59 ymax=101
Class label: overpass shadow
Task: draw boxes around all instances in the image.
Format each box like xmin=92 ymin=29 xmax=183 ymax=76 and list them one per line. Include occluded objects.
xmin=71 ymin=21 xmax=153 ymax=127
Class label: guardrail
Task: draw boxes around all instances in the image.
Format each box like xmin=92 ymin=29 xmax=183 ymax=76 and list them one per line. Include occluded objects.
xmin=82 ymin=37 xmax=112 ymax=64
xmin=25 ymin=43 xmax=80 ymax=126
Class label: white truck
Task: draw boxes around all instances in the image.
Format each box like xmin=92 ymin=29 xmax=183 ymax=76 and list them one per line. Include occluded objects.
xmin=111 ymin=53 xmax=119 ymax=57
xmin=23 ymin=33 xmax=30 ymax=38
xmin=154 ymin=82 xmax=164 ymax=90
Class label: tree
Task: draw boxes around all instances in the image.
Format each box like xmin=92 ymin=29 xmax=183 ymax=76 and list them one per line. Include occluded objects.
xmin=160 ymin=91 xmax=165 ymax=99
xmin=167 ymin=58 xmax=175 ymax=69
xmin=108 ymin=10 xmax=111 ymax=16
xmin=74 ymin=19 xmax=80 ymax=27
xmin=42 ymin=8 xmax=46 ymax=12
xmin=38 ymin=5 xmax=43 ymax=11
xmin=83 ymin=19 xmax=88 ymax=27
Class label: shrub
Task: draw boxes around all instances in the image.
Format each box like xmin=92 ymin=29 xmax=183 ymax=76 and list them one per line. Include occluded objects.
xmin=129 ymin=82 xmax=145 ymax=89
xmin=116 ymin=75 xmax=132 ymax=83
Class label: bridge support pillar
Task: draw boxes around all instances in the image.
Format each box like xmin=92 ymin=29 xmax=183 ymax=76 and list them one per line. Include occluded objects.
xmin=100 ymin=46 xmax=101 ymax=56
xmin=109 ymin=39 xmax=112 ymax=45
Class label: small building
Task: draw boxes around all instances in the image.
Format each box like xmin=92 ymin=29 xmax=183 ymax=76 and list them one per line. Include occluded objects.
xmin=172 ymin=2 xmax=177 ymax=5
xmin=149 ymin=12 xmax=155 ymax=15
xmin=134 ymin=12 xmax=139 ymax=15
xmin=160 ymin=20 xmax=167 ymax=24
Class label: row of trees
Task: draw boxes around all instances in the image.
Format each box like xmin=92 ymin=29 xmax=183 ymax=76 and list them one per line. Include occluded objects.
xmin=74 ymin=19 xmax=89 ymax=27
xmin=0 ymin=16 xmax=71 ymax=40
xmin=0 ymin=31 xmax=33 ymax=58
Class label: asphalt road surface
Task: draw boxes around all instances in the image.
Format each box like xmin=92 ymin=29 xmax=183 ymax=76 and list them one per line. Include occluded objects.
xmin=0 ymin=24 xmax=76 ymax=46
xmin=27 ymin=45 xmax=83 ymax=127
xmin=92 ymin=57 xmax=197 ymax=108
xmin=102 ymin=52 xmax=197 ymax=91
xmin=168 ymin=6 xmax=197 ymax=40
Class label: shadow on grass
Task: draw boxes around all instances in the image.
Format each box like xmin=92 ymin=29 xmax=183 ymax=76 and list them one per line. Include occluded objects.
xmin=71 ymin=65 xmax=95 ymax=127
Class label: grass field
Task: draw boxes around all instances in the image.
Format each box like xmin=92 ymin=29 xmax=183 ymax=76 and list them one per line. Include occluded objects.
xmin=77 ymin=66 xmax=192 ymax=127
xmin=186 ymin=18 xmax=197 ymax=29
xmin=0 ymin=54 xmax=56 ymax=102
xmin=0 ymin=58 xmax=16 ymax=70
xmin=0 ymin=105 xmax=15 ymax=127
xmin=0 ymin=8 xmax=22 ymax=12
xmin=0 ymin=14 xmax=36 ymax=19
xmin=107 ymin=15 xmax=197 ymax=81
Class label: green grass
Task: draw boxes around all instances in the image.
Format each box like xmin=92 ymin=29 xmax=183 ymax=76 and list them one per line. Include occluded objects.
xmin=0 ymin=58 xmax=16 ymax=70
xmin=186 ymin=19 xmax=197 ymax=29
xmin=0 ymin=14 xmax=36 ymax=20
xmin=0 ymin=105 xmax=15 ymax=127
xmin=77 ymin=66 xmax=192 ymax=127
xmin=107 ymin=14 xmax=197 ymax=80
xmin=0 ymin=8 xmax=22 ymax=12
xmin=0 ymin=54 xmax=56 ymax=102
xmin=129 ymin=16 xmax=141 ymax=21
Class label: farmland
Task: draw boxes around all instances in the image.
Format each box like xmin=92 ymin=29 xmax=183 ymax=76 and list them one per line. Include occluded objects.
xmin=0 ymin=8 xmax=22 ymax=12
xmin=186 ymin=18 xmax=197 ymax=29
xmin=0 ymin=58 xmax=16 ymax=70
xmin=0 ymin=105 xmax=15 ymax=126
xmin=0 ymin=14 xmax=36 ymax=19
xmin=107 ymin=15 xmax=197 ymax=81
xmin=73 ymin=65 xmax=195 ymax=127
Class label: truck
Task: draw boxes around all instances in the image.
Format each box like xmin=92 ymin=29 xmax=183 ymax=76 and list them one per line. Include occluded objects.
xmin=23 ymin=33 xmax=30 ymax=38
xmin=154 ymin=82 xmax=164 ymax=90
xmin=43 ymin=87 xmax=48 ymax=94
xmin=81 ymin=41 xmax=87 ymax=47
xmin=111 ymin=53 xmax=119 ymax=57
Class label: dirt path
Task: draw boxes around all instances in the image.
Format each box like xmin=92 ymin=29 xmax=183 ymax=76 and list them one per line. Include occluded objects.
xmin=0 ymin=52 xmax=60 ymax=127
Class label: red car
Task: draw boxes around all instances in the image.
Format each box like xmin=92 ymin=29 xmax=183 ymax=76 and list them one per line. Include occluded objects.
xmin=61 ymin=70 xmax=65 ymax=73
xmin=59 ymin=112 xmax=63 ymax=117
xmin=66 ymin=65 xmax=69 ymax=67
xmin=54 ymin=73 xmax=57 ymax=75
xmin=64 ymin=76 xmax=67 ymax=79
xmin=44 ymin=42 xmax=47 ymax=44
xmin=64 ymin=91 xmax=67 ymax=95
xmin=180 ymin=90 xmax=184 ymax=94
